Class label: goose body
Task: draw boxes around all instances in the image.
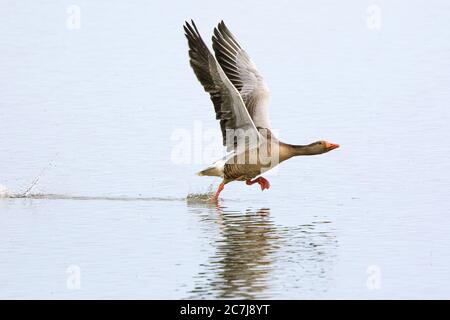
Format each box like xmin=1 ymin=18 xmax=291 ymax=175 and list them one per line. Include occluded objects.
xmin=184 ymin=20 xmax=339 ymax=200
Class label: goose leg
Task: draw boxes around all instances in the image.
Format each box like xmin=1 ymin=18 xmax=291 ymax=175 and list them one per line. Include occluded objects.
xmin=245 ymin=177 xmax=271 ymax=191
xmin=214 ymin=182 xmax=225 ymax=201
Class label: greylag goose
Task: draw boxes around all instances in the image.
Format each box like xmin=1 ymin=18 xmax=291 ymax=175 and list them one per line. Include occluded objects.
xmin=184 ymin=20 xmax=339 ymax=201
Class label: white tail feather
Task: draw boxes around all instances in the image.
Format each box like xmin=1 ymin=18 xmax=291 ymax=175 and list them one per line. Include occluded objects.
xmin=197 ymin=160 xmax=225 ymax=177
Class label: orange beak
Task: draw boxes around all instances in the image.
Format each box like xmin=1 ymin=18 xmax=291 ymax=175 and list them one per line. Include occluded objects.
xmin=326 ymin=142 xmax=340 ymax=151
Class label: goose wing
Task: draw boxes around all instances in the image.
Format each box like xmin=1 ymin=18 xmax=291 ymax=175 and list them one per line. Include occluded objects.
xmin=212 ymin=21 xmax=271 ymax=130
xmin=184 ymin=20 xmax=260 ymax=152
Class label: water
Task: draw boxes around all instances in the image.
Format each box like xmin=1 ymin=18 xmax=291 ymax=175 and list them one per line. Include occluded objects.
xmin=1 ymin=1 xmax=450 ymax=299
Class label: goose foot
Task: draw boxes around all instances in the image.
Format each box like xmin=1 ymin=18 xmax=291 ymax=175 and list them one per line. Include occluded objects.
xmin=214 ymin=182 xmax=225 ymax=201
xmin=246 ymin=177 xmax=270 ymax=191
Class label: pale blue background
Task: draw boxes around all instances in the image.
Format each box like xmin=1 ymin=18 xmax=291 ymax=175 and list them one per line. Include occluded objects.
xmin=0 ymin=0 xmax=449 ymax=298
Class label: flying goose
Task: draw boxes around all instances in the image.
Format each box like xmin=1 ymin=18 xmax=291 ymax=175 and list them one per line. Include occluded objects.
xmin=184 ymin=20 xmax=339 ymax=201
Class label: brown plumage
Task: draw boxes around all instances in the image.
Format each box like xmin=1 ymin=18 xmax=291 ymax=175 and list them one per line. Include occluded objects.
xmin=184 ymin=20 xmax=339 ymax=201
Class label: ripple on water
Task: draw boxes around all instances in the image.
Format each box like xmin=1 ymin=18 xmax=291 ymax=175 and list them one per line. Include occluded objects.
xmin=185 ymin=204 xmax=338 ymax=299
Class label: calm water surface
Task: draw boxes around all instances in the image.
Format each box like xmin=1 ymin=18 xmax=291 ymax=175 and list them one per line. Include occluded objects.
xmin=1 ymin=1 xmax=450 ymax=299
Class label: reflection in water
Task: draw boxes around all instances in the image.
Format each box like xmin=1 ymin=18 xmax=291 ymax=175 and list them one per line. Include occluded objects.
xmin=197 ymin=207 xmax=276 ymax=299
xmin=186 ymin=202 xmax=338 ymax=299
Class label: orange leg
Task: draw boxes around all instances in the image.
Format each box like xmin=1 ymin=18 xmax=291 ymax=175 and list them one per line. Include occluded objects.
xmin=245 ymin=177 xmax=270 ymax=191
xmin=214 ymin=182 xmax=225 ymax=201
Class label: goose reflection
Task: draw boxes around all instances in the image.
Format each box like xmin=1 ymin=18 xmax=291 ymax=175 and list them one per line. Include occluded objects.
xmin=190 ymin=206 xmax=276 ymax=299
xmin=186 ymin=202 xmax=337 ymax=299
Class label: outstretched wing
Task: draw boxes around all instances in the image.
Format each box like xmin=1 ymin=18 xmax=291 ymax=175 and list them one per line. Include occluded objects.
xmin=212 ymin=21 xmax=271 ymax=130
xmin=184 ymin=20 xmax=260 ymax=152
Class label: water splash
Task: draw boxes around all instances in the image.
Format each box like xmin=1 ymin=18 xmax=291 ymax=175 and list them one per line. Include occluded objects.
xmin=0 ymin=183 xmax=219 ymax=203
xmin=22 ymin=153 xmax=59 ymax=196
xmin=0 ymin=185 xmax=9 ymax=198
xmin=186 ymin=184 xmax=216 ymax=203
xmin=1 ymin=192 xmax=185 ymax=202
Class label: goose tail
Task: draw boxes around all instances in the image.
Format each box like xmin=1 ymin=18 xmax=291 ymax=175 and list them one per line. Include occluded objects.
xmin=196 ymin=160 xmax=225 ymax=177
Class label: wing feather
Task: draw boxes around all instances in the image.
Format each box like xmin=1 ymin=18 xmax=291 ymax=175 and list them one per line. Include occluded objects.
xmin=184 ymin=20 xmax=260 ymax=152
xmin=212 ymin=21 xmax=271 ymax=129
